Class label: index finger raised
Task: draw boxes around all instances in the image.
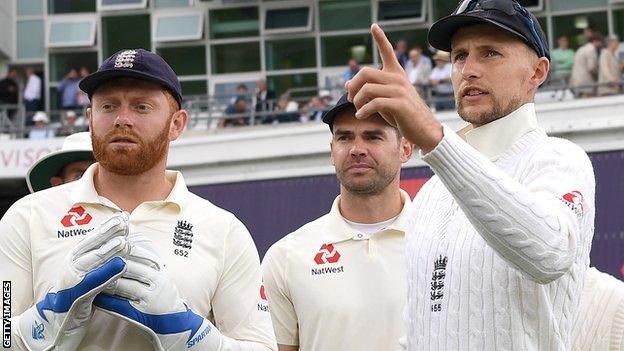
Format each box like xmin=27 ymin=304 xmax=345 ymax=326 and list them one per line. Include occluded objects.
xmin=371 ymin=23 xmax=403 ymax=73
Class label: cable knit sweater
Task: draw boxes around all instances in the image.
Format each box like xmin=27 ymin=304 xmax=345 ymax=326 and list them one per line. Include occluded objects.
xmin=572 ymin=268 xmax=624 ymax=351
xmin=405 ymin=104 xmax=596 ymax=350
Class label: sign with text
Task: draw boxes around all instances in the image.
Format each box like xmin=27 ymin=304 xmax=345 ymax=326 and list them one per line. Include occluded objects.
xmin=0 ymin=138 xmax=63 ymax=178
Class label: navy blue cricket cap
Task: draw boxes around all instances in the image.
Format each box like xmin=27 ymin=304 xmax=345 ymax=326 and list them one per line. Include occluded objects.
xmin=428 ymin=0 xmax=550 ymax=61
xmin=79 ymin=48 xmax=183 ymax=107
xmin=322 ymin=93 xmax=354 ymax=132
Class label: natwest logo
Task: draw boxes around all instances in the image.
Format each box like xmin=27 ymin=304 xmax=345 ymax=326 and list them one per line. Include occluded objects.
xmin=313 ymin=243 xmax=340 ymax=265
xmin=560 ymin=190 xmax=584 ymax=217
xmin=60 ymin=206 xmax=93 ymax=227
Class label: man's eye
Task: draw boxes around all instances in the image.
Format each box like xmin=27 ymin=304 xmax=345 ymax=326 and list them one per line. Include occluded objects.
xmin=136 ymin=104 xmax=151 ymax=112
xmin=453 ymin=53 xmax=466 ymax=62
xmin=101 ymin=104 xmax=114 ymax=111
xmin=486 ymin=50 xmax=500 ymax=57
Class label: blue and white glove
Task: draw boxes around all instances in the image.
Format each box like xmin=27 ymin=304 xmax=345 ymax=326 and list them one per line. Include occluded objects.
xmin=15 ymin=213 xmax=130 ymax=351
xmin=94 ymin=235 xmax=222 ymax=351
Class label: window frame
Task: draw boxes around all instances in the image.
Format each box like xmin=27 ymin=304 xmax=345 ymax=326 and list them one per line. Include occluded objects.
xmin=45 ymin=15 xmax=97 ymax=48
xmin=96 ymin=0 xmax=148 ymax=12
xmin=262 ymin=1 xmax=313 ymax=36
xmin=152 ymin=10 xmax=205 ymax=43
xmin=373 ymin=0 xmax=427 ymax=26
xmin=154 ymin=0 xmax=194 ymax=9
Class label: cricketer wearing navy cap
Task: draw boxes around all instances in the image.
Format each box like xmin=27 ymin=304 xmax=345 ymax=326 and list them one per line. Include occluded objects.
xmin=0 ymin=47 xmax=277 ymax=350
xmin=344 ymin=0 xmax=594 ymax=349
xmin=79 ymin=48 xmax=183 ymax=107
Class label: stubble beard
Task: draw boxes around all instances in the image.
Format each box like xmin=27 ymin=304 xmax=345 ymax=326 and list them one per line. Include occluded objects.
xmin=456 ymin=93 xmax=523 ymax=126
xmin=336 ymin=164 xmax=399 ymax=196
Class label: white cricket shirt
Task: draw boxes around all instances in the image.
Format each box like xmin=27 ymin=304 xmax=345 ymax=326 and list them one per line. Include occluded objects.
xmin=262 ymin=190 xmax=412 ymax=351
xmin=406 ymin=103 xmax=596 ymax=350
xmin=0 ymin=164 xmax=277 ymax=350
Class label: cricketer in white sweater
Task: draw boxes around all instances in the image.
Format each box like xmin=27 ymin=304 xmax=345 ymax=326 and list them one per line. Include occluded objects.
xmin=405 ymin=103 xmax=596 ymax=350
xmin=572 ymin=267 xmax=624 ymax=351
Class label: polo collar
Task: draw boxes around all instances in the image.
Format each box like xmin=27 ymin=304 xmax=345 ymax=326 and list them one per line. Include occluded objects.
xmin=464 ymin=103 xmax=538 ymax=161
xmin=322 ymin=189 xmax=412 ymax=243
xmin=68 ymin=163 xmax=188 ymax=212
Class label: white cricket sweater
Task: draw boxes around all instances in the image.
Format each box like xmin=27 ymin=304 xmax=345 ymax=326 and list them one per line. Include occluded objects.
xmin=572 ymin=267 xmax=624 ymax=351
xmin=405 ymin=104 xmax=596 ymax=350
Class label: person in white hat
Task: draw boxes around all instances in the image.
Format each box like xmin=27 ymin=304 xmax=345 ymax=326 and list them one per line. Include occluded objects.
xmin=28 ymin=111 xmax=55 ymax=140
xmin=26 ymin=132 xmax=95 ymax=192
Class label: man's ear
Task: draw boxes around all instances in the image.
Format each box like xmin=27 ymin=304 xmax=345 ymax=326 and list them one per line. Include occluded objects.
xmin=50 ymin=176 xmax=63 ymax=187
xmin=169 ymin=109 xmax=188 ymax=141
xmin=530 ymin=56 xmax=550 ymax=87
xmin=399 ymin=137 xmax=414 ymax=163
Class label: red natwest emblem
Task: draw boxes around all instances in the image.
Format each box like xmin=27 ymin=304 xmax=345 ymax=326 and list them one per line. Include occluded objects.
xmin=314 ymin=243 xmax=341 ymax=265
xmin=259 ymin=285 xmax=267 ymax=300
xmin=61 ymin=206 xmax=93 ymax=227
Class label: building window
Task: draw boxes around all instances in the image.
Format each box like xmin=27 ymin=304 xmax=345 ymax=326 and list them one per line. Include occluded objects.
xmin=17 ymin=20 xmax=45 ymax=60
xmin=550 ymin=0 xmax=607 ymax=12
xmin=153 ymin=0 xmax=192 ymax=8
xmin=102 ymin=14 xmax=150 ymax=58
xmin=375 ymin=0 xmax=425 ymax=25
xmin=157 ymin=46 xmax=206 ymax=75
xmin=211 ymin=42 xmax=260 ymax=74
xmin=319 ymin=0 xmax=371 ymax=32
xmin=48 ymin=0 xmax=96 ymax=14
xmin=209 ymin=7 xmax=259 ymax=39
xmin=18 ymin=0 xmax=43 ymax=16
xmin=518 ymin=0 xmax=544 ymax=11
xmin=97 ymin=0 xmax=147 ymax=11
xmin=49 ymin=52 xmax=98 ymax=82
xmin=265 ymin=37 xmax=316 ymax=71
xmin=46 ymin=16 xmax=97 ymax=48
xmin=153 ymin=11 xmax=204 ymax=42
xmin=263 ymin=4 xmax=313 ymax=35
xmin=321 ymin=34 xmax=372 ymax=67
xmin=552 ymin=11 xmax=608 ymax=50
xmin=180 ymin=80 xmax=208 ymax=96
xmin=267 ymin=72 xmax=317 ymax=96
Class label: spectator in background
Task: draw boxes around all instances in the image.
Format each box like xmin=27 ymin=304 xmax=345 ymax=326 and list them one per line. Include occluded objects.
xmin=395 ymin=40 xmax=409 ymax=68
xmin=57 ymin=110 xmax=86 ymax=136
xmin=221 ymin=96 xmax=249 ymax=128
xmin=230 ymin=83 xmax=249 ymax=105
xmin=343 ymin=59 xmax=361 ymax=83
xmin=24 ymin=68 xmax=42 ymax=125
xmin=320 ymin=90 xmax=333 ymax=108
xmin=405 ymin=47 xmax=432 ymax=97
xmin=429 ymin=51 xmax=454 ymax=111
xmin=76 ymin=66 xmax=91 ymax=109
xmin=551 ymin=35 xmax=575 ymax=83
xmin=28 ymin=111 xmax=55 ymax=140
xmin=255 ymin=79 xmax=276 ymax=121
xmin=274 ymin=93 xmax=299 ymax=124
xmin=302 ymin=96 xmax=324 ymax=122
xmin=598 ymin=35 xmax=621 ymax=96
xmin=570 ymin=33 xmax=603 ymax=97
xmin=0 ymin=68 xmax=19 ymax=121
xmin=58 ymin=68 xmax=80 ymax=111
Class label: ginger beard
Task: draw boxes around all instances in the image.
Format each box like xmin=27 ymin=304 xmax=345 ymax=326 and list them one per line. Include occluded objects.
xmin=92 ymin=116 xmax=171 ymax=176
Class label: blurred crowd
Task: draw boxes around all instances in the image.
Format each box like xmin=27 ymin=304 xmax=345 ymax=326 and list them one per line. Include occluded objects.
xmin=1 ymin=25 xmax=623 ymax=135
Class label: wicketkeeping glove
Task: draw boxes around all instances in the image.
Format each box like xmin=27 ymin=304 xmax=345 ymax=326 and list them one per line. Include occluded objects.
xmin=94 ymin=234 xmax=223 ymax=350
xmin=14 ymin=212 xmax=130 ymax=351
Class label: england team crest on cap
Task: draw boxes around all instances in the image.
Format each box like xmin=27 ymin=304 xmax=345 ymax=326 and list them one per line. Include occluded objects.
xmin=114 ymin=50 xmax=137 ymax=68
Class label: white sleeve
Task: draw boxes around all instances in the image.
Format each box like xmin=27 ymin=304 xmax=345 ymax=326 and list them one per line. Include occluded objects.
xmin=210 ymin=217 xmax=277 ymax=351
xmin=261 ymin=243 xmax=299 ymax=347
xmin=421 ymin=124 xmax=595 ymax=284
xmin=0 ymin=197 xmax=34 ymax=350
